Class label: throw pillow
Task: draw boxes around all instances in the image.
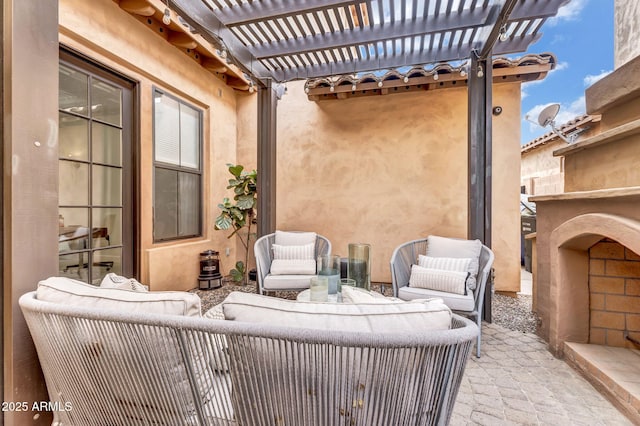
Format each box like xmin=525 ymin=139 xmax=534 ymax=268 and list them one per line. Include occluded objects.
xmin=409 ymin=265 xmax=469 ymax=295
xmin=341 ymin=286 xmax=401 ymax=304
xmin=272 ymin=243 xmax=315 ymax=260
xmin=274 ymin=230 xmax=317 ymax=246
xmin=100 ymin=272 xmax=149 ymax=292
xmin=425 ymin=235 xmax=482 ymax=290
xmin=418 ymin=255 xmax=473 ymax=288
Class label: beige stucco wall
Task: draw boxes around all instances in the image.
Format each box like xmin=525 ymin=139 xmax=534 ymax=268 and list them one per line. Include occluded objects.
xmin=564 ymin=133 xmax=640 ymax=192
xmin=565 ymin=84 xmax=640 ymax=192
xmin=521 ymin=140 xmax=565 ymax=195
xmin=615 ymin=0 xmax=640 ymax=68
xmin=257 ymin=81 xmax=522 ymax=292
xmin=60 ymin=0 xmax=241 ymax=290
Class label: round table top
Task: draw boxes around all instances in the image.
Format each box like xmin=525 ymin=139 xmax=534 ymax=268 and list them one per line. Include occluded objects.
xmin=296 ymin=289 xmax=339 ymax=303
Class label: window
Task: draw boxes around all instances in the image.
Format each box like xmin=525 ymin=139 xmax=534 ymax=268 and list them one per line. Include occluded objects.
xmin=153 ymin=89 xmax=202 ymax=241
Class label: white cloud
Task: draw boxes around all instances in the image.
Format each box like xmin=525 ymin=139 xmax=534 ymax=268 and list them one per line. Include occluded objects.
xmin=583 ymin=70 xmax=612 ymax=87
xmin=523 ymin=96 xmax=586 ymax=133
xmin=549 ymin=0 xmax=588 ymax=25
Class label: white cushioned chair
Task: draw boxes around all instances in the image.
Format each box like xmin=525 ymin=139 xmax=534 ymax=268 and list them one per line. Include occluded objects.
xmin=254 ymin=231 xmax=331 ymax=295
xmin=390 ymin=236 xmax=494 ymax=357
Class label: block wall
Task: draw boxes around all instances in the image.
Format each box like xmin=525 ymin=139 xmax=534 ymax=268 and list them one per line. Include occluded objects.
xmin=589 ymin=239 xmax=640 ymax=347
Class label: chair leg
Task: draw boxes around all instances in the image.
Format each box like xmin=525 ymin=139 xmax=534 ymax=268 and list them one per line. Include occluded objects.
xmin=476 ymin=317 xmax=482 ymax=358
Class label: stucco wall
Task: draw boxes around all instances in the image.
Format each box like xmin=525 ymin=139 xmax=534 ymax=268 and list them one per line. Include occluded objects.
xmin=60 ymin=0 xmax=240 ymax=290
xmin=564 ymin=92 xmax=640 ymax=193
xmin=564 ymin=134 xmax=640 ymax=192
xmin=259 ymin=81 xmax=522 ymax=292
xmin=521 ymin=140 xmax=565 ymax=195
xmin=615 ymin=0 xmax=640 ymax=68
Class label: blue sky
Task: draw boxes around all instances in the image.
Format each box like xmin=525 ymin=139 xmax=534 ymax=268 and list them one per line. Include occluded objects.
xmin=519 ymin=0 xmax=614 ymax=144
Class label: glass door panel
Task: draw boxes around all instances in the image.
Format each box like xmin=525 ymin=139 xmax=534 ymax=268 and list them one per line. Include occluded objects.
xmin=91 ymin=80 xmax=122 ymax=126
xmin=93 ymin=208 xmax=122 ymax=247
xmin=92 ymin=165 xmax=122 ymax=206
xmin=58 ymin=207 xmax=89 ymax=254
xmin=59 ymin=112 xmax=89 ymax=161
xmin=92 ymin=122 xmax=122 ymax=166
xmin=59 ymin=53 xmax=131 ymax=285
xmin=59 ymin=161 xmax=89 ymax=206
xmin=59 ymin=64 xmax=88 ymax=113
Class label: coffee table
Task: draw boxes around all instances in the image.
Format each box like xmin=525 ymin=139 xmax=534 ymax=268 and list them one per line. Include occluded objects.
xmin=297 ymin=287 xmax=393 ymax=303
xmin=296 ymin=289 xmax=339 ymax=303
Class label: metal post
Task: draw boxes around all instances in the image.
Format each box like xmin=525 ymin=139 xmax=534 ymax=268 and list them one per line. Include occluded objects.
xmin=257 ymin=78 xmax=277 ymax=238
xmin=468 ymin=52 xmax=493 ymax=322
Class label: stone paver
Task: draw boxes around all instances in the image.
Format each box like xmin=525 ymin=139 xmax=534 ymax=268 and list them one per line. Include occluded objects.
xmin=450 ymin=322 xmax=633 ymax=425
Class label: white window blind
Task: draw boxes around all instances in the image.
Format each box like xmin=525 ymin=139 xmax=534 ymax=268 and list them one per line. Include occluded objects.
xmin=154 ymin=93 xmax=180 ymax=165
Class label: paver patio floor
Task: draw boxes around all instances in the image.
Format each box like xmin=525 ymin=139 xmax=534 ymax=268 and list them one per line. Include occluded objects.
xmin=451 ymin=322 xmax=632 ymax=425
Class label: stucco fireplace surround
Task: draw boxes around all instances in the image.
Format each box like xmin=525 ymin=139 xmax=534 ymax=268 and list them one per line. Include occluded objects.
xmin=533 ymin=188 xmax=640 ymax=420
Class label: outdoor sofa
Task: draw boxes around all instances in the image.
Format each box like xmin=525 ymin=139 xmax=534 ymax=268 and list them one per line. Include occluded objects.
xmin=20 ymin=277 xmax=478 ymax=425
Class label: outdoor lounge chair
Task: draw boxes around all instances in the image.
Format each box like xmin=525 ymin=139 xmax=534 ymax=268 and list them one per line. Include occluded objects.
xmin=20 ymin=279 xmax=478 ymax=425
xmin=390 ymin=236 xmax=494 ymax=358
xmin=254 ymin=230 xmax=331 ymax=295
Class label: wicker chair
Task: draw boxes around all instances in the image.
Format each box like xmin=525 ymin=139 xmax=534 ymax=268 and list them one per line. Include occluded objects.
xmin=254 ymin=232 xmax=331 ymax=295
xmin=390 ymin=238 xmax=494 ymax=358
xmin=20 ymin=291 xmax=478 ymax=426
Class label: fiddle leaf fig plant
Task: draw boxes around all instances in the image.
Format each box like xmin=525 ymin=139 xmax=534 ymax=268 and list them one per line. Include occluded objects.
xmin=215 ymin=163 xmax=257 ymax=285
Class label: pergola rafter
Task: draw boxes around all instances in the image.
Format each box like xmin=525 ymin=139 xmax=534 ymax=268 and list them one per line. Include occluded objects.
xmin=170 ymin=0 xmax=569 ymax=84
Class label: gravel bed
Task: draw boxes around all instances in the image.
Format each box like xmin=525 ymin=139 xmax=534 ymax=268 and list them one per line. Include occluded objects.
xmin=492 ymin=293 xmax=538 ymax=334
xmin=194 ymin=281 xmax=539 ymax=334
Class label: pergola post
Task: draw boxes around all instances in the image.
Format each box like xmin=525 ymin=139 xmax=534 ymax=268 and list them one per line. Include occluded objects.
xmin=257 ymin=78 xmax=277 ymax=237
xmin=468 ymin=53 xmax=493 ymax=322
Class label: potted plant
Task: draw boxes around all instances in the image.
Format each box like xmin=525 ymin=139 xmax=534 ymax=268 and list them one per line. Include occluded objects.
xmin=215 ymin=164 xmax=257 ymax=285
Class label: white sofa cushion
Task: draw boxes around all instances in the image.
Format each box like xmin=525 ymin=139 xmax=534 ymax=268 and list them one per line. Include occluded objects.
xmin=37 ymin=276 xmax=201 ymax=316
xmin=222 ymin=292 xmax=451 ymax=332
xmin=274 ymin=230 xmax=317 ymax=246
xmin=398 ymin=285 xmax=475 ymax=312
xmin=426 ymin=235 xmax=482 ymax=290
xmin=272 ymin=243 xmax=315 ymax=260
xmin=269 ymin=259 xmax=316 ymax=275
xmin=263 ymin=274 xmax=314 ymax=290
xmin=409 ymin=265 xmax=469 ymax=295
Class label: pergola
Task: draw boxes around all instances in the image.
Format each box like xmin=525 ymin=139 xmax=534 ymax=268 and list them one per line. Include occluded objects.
xmin=171 ymin=0 xmax=570 ymax=244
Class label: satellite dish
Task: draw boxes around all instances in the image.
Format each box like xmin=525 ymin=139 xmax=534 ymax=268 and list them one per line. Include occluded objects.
xmin=537 ymin=103 xmax=560 ymax=127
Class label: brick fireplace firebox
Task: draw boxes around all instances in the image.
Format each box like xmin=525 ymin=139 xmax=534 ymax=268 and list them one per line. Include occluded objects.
xmin=588 ymin=239 xmax=640 ymax=347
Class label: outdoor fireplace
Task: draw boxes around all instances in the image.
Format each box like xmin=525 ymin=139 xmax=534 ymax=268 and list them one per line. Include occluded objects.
xmin=546 ymin=208 xmax=640 ymax=354
xmin=531 ymin=195 xmax=640 ymax=422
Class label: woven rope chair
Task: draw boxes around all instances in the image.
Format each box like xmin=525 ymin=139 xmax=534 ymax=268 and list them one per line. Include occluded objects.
xmin=254 ymin=232 xmax=331 ymax=295
xmin=20 ymin=291 xmax=477 ymax=425
xmin=390 ymin=238 xmax=494 ymax=358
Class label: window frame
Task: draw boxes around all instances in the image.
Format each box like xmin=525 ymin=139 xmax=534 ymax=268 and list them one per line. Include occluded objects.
xmin=152 ymin=87 xmax=203 ymax=242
